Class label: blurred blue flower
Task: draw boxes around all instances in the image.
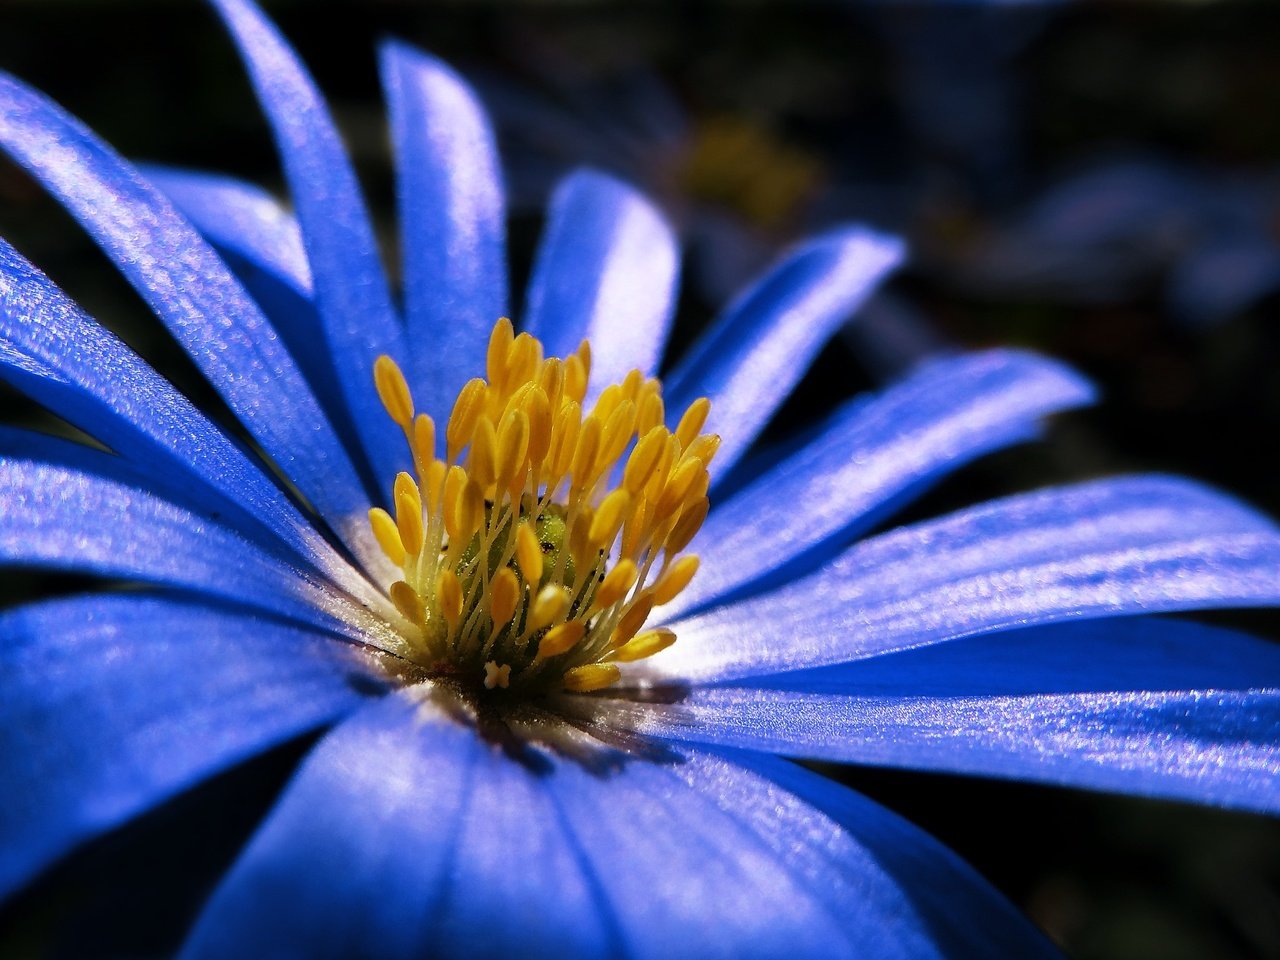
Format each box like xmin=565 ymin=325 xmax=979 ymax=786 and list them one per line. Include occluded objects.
xmin=3 ymin=1 xmax=1280 ymax=956
xmin=950 ymin=154 xmax=1280 ymax=327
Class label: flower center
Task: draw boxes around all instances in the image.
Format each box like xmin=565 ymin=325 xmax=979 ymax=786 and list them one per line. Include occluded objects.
xmin=369 ymin=318 xmax=716 ymax=695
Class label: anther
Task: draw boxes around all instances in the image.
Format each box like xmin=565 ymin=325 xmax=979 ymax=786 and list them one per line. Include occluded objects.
xmin=515 ymin=522 xmax=544 ymax=584
xmin=389 ymin=580 xmax=425 ymax=625
xmin=666 ymin=497 xmax=709 ymax=555
xmin=537 ymin=620 xmax=586 ymax=659
xmin=675 ymin=397 xmax=711 ymax=449
xmin=368 ymin=507 xmax=407 ymax=566
xmin=611 ymin=592 xmax=655 ymax=648
xmin=652 ymin=555 xmax=699 ymax=605
xmin=528 ymin=584 xmax=570 ymax=632
xmin=374 ymin=355 xmax=414 ymax=428
xmin=438 ymin=568 xmax=463 ymax=630
xmin=446 ymin=378 xmax=488 ymax=462
xmin=588 ymin=489 xmax=632 ymax=549
xmin=395 ymin=487 xmax=424 ymax=556
xmin=489 ymin=568 xmax=520 ymax=627
xmin=591 ymin=559 xmax=638 ymax=613
xmin=608 ymin=628 xmax=677 ymax=663
xmin=563 ymin=663 xmax=621 ymax=692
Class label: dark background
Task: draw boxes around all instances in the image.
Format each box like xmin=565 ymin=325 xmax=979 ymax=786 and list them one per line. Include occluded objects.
xmin=2 ymin=1 xmax=1279 ymax=957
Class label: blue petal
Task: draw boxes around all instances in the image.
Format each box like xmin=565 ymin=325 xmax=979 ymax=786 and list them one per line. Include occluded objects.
xmin=182 ymin=691 xmax=612 ymax=959
xmin=765 ymin=616 xmax=1280 ymax=697
xmin=1167 ymin=236 xmax=1280 ymax=328
xmin=678 ymin=749 xmax=1061 ymax=959
xmin=586 ymin=618 xmax=1280 ymax=813
xmin=137 ymin=166 xmax=312 ymax=295
xmin=662 ymin=227 xmax=904 ymax=479
xmin=653 ymin=476 xmax=1280 ymax=682
xmin=380 ymin=41 xmax=509 ymax=427
xmin=727 ymin=757 xmax=1064 ymax=960
xmin=139 ymin=166 xmax=377 ymax=471
xmin=523 ymin=169 xmax=678 ymax=402
xmin=0 ymin=240 xmax=375 ymax=595
xmin=0 ymin=452 xmax=398 ymax=646
xmin=0 ymin=72 xmax=375 ymax=557
xmin=0 ymin=593 xmax=374 ymax=901
xmin=671 ymin=349 xmax=1096 ymax=616
xmin=0 ymin=426 xmax=292 ymax=570
xmin=181 ymin=692 xmax=926 ymax=959
xmin=208 ymin=0 xmax=404 ymax=490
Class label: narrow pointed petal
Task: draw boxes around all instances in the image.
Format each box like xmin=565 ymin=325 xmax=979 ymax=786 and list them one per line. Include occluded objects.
xmin=140 ymin=166 xmax=378 ymax=468
xmin=380 ymin=41 xmax=508 ymax=426
xmin=674 ymin=349 xmax=1095 ymax=615
xmin=208 ymin=0 xmax=403 ymax=488
xmin=662 ymin=749 xmax=1060 ymax=959
xmin=138 ymin=166 xmax=312 ymax=296
xmin=0 ymin=454 xmax=398 ymax=647
xmin=523 ymin=169 xmax=678 ymax=401
xmin=662 ymin=227 xmax=904 ymax=478
xmin=183 ymin=691 xmax=615 ymax=959
xmin=184 ymin=693 xmax=911 ymax=959
xmin=0 ymin=594 xmax=374 ymax=901
xmin=0 ymin=72 xmax=375 ymax=555
xmin=546 ymin=745 xmax=857 ymax=959
xmin=0 ymin=240 xmax=375 ymax=596
xmin=719 ymin=751 xmax=1062 ymax=959
xmin=653 ymin=476 xmax=1280 ymax=682
xmin=587 ymin=619 xmax=1280 ymax=813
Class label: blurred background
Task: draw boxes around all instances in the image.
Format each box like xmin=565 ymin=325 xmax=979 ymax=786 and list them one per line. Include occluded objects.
xmin=2 ymin=0 xmax=1279 ymax=957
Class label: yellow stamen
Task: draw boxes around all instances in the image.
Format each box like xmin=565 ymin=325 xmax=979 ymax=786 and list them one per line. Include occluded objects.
xmin=487 ymin=318 xmax=515 ymax=386
xmin=654 ymin=457 xmax=705 ymax=521
xmin=438 ymin=568 xmax=463 ymax=630
xmin=538 ymin=620 xmax=586 ymax=659
xmin=368 ymin=318 xmax=713 ymax=694
xmin=489 ymin=568 xmax=520 ymax=627
xmin=667 ymin=497 xmax=709 ymax=555
xmin=446 ymin=378 xmax=488 ymax=462
xmin=374 ymin=355 xmax=414 ymax=428
xmin=528 ymin=584 xmax=570 ymax=632
xmin=389 ymin=580 xmax=425 ymax=625
xmin=495 ymin=408 xmax=530 ymax=492
xmin=570 ymin=415 xmax=602 ymax=492
xmin=623 ymin=426 xmax=668 ymax=494
xmin=412 ymin=414 xmax=436 ymax=475
xmin=563 ymin=663 xmax=621 ymax=692
xmin=675 ymin=397 xmax=711 ymax=449
xmin=515 ymin=522 xmax=544 ymax=585
xmin=368 ymin=507 xmax=407 ymax=567
xmin=611 ymin=592 xmax=655 ymax=648
xmin=685 ymin=433 xmax=721 ymax=468
xmin=395 ymin=487 xmax=424 ymax=556
xmin=652 ymin=555 xmax=699 ymax=605
xmin=636 ymin=390 xmax=664 ymax=436
xmin=467 ymin=417 xmax=498 ymax=490
xmin=591 ymin=559 xmax=638 ymax=614
xmin=564 ymin=351 xmax=588 ymax=405
xmin=608 ymin=628 xmax=677 ymax=663
xmin=588 ymin=489 xmax=631 ymax=550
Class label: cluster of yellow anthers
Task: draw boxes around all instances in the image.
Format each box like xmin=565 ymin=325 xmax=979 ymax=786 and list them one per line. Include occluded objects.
xmin=368 ymin=318 xmax=717 ymax=695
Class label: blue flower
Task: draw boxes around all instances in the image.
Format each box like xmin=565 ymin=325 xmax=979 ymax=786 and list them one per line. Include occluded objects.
xmin=2 ymin=1 xmax=1280 ymax=956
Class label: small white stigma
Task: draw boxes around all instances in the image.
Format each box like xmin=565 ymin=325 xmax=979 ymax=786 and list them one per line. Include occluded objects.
xmin=483 ymin=661 xmax=512 ymax=690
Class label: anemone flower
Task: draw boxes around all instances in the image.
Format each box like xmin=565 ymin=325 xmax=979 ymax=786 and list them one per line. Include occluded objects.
xmin=3 ymin=1 xmax=1280 ymax=957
